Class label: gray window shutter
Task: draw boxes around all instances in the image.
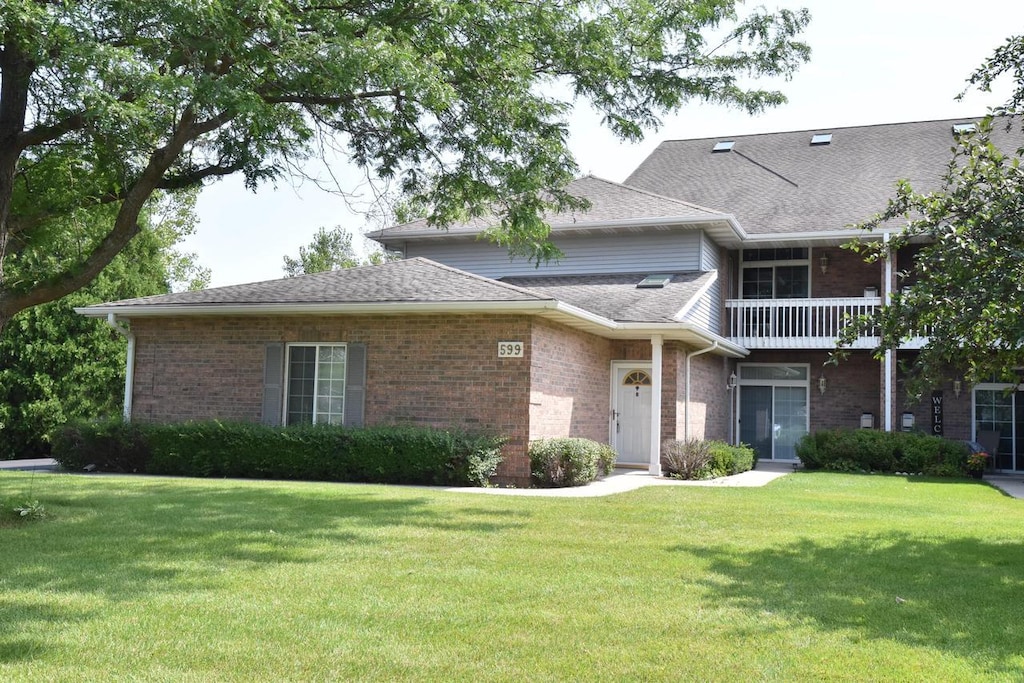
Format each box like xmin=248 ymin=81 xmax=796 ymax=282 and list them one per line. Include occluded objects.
xmin=344 ymin=342 xmax=366 ymax=427
xmin=262 ymin=343 xmax=284 ymax=426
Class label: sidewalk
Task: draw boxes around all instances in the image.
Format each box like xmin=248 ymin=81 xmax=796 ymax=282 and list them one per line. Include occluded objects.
xmin=5 ymin=457 xmax=1024 ymax=500
xmin=444 ymin=461 xmax=795 ymax=497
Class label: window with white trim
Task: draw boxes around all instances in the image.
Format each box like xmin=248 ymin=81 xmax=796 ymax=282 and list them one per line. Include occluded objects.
xmin=286 ymin=344 xmax=347 ymax=425
xmin=740 ymin=248 xmax=809 ymax=300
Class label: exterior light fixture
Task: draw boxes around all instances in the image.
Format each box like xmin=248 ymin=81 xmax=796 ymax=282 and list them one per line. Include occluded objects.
xmin=727 ymin=372 xmax=738 ymax=390
xmin=953 ymin=380 xmax=962 ymax=398
xmin=818 ymin=374 xmax=827 ymax=395
xmin=819 ymin=251 xmax=830 ymax=274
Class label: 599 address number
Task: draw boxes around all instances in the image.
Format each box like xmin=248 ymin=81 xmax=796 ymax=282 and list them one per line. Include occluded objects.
xmin=497 ymin=341 xmax=524 ymax=358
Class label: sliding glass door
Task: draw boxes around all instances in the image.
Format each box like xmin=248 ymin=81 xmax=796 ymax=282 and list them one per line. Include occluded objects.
xmin=737 ymin=365 xmax=809 ymax=461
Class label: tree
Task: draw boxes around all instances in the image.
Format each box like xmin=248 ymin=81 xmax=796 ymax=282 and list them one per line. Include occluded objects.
xmin=0 ymin=192 xmax=206 ymax=458
xmin=0 ymin=1 xmax=811 ymax=332
xmin=839 ymin=35 xmax=1024 ymax=398
xmin=283 ymin=226 xmax=360 ymax=277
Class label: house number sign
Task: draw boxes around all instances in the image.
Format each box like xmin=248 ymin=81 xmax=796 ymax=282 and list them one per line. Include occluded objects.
xmin=497 ymin=341 xmax=524 ymax=358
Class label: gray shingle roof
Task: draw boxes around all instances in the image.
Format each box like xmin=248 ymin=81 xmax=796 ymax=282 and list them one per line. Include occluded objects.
xmin=372 ymin=175 xmax=729 ymax=239
xmin=625 ymin=117 xmax=1024 ymax=236
xmin=502 ymin=272 xmax=715 ymax=323
xmin=91 ymin=257 xmax=552 ymax=308
xmin=82 ymin=257 xmax=717 ymax=326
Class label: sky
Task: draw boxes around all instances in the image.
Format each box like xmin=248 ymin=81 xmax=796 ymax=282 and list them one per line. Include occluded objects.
xmin=182 ymin=0 xmax=1024 ymax=288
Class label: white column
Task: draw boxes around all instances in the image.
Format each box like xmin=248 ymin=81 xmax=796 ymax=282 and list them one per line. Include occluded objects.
xmin=883 ymin=231 xmax=893 ymax=432
xmin=650 ymin=335 xmax=663 ymax=476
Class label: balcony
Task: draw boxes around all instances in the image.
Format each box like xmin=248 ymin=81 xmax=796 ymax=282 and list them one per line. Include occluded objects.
xmin=726 ymin=297 xmax=884 ymax=349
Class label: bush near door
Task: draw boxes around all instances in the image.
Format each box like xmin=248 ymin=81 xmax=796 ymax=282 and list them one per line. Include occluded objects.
xmin=529 ymin=438 xmax=617 ymax=487
xmin=661 ymin=439 xmax=756 ymax=480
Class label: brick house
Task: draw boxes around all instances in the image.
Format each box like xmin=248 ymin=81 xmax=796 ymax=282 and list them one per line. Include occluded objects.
xmin=78 ymin=117 xmax=1024 ymax=481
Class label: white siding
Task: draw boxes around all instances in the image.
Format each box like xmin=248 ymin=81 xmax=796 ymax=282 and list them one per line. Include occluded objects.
xmin=402 ymin=231 xmax=703 ymax=278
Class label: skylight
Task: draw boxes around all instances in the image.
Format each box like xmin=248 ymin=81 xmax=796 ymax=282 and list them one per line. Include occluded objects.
xmin=952 ymin=122 xmax=977 ymax=135
xmin=810 ymin=133 xmax=833 ymax=145
xmin=712 ymin=140 xmax=735 ymax=152
xmin=637 ymin=274 xmax=673 ymax=289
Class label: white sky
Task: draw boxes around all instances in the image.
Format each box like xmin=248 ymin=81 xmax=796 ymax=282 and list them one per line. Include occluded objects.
xmin=182 ymin=0 xmax=1024 ymax=287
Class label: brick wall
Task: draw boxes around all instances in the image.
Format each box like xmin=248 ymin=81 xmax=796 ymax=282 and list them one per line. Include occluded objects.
xmin=130 ymin=314 xmax=535 ymax=480
xmin=528 ymin=318 xmax=614 ymax=447
xmin=683 ymin=348 xmax=730 ymax=441
xmin=895 ymin=351 xmax=972 ymax=440
xmin=739 ymin=349 xmax=881 ymax=432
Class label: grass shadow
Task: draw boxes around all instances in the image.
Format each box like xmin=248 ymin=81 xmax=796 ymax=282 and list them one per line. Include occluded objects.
xmin=0 ymin=472 xmax=531 ymax=664
xmin=672 ymin=531 xmax=1024 ymax=675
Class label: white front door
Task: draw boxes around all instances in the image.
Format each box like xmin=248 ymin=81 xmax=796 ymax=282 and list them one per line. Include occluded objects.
xmin=612 ymin=363 xmax=652 ymax=465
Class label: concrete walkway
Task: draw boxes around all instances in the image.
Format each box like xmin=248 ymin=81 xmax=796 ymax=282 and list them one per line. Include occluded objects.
xmin=6 ymin=457 xmax=1024 ymax=500
xmin=444 ymin=461 xmax=795 ymax=497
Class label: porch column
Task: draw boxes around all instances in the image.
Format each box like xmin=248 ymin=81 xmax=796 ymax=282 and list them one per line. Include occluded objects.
xmin=650 ymin=335 xmax=663 ymax=476
xmin=883 ymin=231 xmax=894 ymax=431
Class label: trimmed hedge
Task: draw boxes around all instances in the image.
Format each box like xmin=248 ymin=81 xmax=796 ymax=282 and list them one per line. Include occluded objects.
xmin=661 ymin=439 xmax=755 ymax=480
xmin=529 ymin=437 xmax=617 ymax=487
xmin=795 ymin=429 xmax=969 ymax=476
xmin=51 ymin=420 xmax=505 ymax=486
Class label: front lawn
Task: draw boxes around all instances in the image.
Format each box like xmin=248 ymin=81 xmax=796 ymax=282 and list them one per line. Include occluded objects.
xmin=1 ymin=471 xmax=1021 ymax=681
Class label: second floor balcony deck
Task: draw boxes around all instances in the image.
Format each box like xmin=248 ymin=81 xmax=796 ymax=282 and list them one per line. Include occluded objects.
xmin=725 ymin=297 xmax=927 ymax=350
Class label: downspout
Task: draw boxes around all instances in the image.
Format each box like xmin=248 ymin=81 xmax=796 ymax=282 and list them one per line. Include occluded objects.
xmin=685 ymin=341 xmax=720 ymax=442
xmin=883 ymin=231 xmax=893 ymax=432
xmin=106 ymin=313 xmax=135 ymax=421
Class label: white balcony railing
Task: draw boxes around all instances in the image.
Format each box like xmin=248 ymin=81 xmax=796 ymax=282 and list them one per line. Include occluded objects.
xmin=725 ymin=297 xmax=882 ymax=349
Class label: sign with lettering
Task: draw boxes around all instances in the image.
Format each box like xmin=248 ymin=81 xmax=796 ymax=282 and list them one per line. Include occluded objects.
xmin=931 ymin=391 xmax=943 ymax=436
xmin=497 ymin=341 xmax=524 ymax=358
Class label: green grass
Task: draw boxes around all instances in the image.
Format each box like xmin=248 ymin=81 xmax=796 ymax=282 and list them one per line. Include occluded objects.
xmin=1 ymin=471 xmax=1022 ymax=681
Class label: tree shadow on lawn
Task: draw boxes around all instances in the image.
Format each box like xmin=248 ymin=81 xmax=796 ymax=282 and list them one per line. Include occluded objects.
xmin=0 ymin=474 xmax=531 ymax=663
xmin=673 ymin=531 xmax=1024 ymax=675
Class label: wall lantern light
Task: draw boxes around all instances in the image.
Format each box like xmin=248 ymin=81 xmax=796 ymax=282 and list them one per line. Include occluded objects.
xmin=819 ymin=251 xmax=830 ymax=274
xmin=953 ymin=380 xmax=962 ymax=398
xmin=818 ymin=374 xmax=827 ymax=395
xmin=727 ymin=371 xmax=738 ymax=390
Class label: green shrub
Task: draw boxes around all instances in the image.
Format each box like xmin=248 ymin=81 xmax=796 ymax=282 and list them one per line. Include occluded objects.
xmin=52 ymin=420 xmax=505 ymax=486
xmin=50 ymin=418 xmax=151 ymax=472
xmin=529 ymin=437 xmax=616 ymax=487
xmin=662 ymin=439 xmax=755 ymax=480
xmin=794 ymin=429 xmax=970 ymax=476
xmin=661 ymin=438 xmax=711 ymax=480
xmin=706 ymin=441 xmax=756 ymax=477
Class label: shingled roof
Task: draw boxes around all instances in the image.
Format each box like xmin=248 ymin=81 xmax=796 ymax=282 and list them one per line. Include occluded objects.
xmin=371 ymin=174 xmax=733 ymax=240
xmin=502 ymin=272 xmax=715 ymax=323
xmin=625 ymin=117 xmax=1024 ymax=236
xmin=84 ymin=258 xmax=552 ymax=310
xmin=78 ymin=258 xmax=746 ymax=355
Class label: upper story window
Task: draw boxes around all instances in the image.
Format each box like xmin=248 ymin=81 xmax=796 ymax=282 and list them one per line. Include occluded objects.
xmin=740 ymin=248 xmax=809 ymax=300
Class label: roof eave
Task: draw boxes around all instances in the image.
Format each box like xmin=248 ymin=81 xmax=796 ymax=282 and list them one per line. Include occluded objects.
xmin=374 ymin=214 xmax=747 ymax=244
xmin=74 ymin=300 xmax=560 ymax=318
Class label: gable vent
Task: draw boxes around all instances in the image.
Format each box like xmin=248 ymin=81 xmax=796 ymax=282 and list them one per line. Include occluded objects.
xmin=637 ymin=274 xmax=673 ymax=289
xmin=712 ymin=140 xmax=735 ymax=153
xmin=810 ymin=133 xmax=833 ymax=145
xmin=952 ymin=122 xmax=977 ymax=136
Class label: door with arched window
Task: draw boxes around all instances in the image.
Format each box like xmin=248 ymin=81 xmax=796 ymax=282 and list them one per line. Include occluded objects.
xmin=612 ymin=363 xmax=652 ymax=465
